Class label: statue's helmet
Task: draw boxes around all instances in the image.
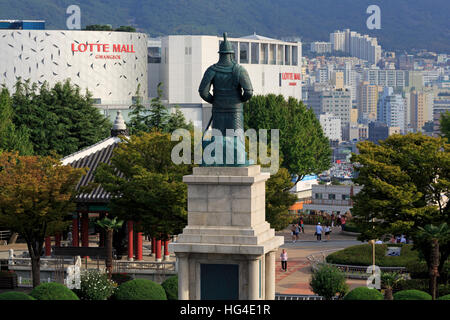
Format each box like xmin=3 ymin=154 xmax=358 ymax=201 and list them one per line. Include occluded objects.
xmin=218 ymin=32 xmax=234 ymax=54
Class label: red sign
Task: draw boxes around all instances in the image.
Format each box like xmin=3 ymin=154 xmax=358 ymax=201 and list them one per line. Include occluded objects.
xmin=281 ymin=73 xmax=301 ymax=80
xmin=71 ymin=43 xmax=135 ymax=53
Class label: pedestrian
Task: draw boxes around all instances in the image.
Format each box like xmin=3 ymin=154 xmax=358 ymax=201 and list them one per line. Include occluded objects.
xmin=341 ymin=216 xmax=346 ymax=231
xmin=400 ymin=235 xmax=407 ymax=244
xmin=280 ymin=249 xmax=288 ymax=272
xmin=294 ymin=224 xmax=300 ymax=242
xmin=299 ymin=217 xmax=305 ymax=233
xmin=337 ymin=213 xmax=342 ymax=227
xmin=315 ymin=222 xmax=323 ymax=241
xmin=330 ymin=213 xmax=335 ymax=227
xmin=291 ymin=224 xmax=296 ymax=242
xmin=324 ymin=225 xmax=331 ymax=241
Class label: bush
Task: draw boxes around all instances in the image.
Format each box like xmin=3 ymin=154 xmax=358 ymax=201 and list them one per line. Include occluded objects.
xmin=161 ymin=276 xmax=178 ymax=300
xmin=114 ymin=279 xmax=167 ymax=300
xmin=30 ymin=282 xmax=79 ymax=300
xmin=438 ymin=294 xmax=450 ymax=300
xmin=438 ymin=284 xmax=450 ymax=297
xmin=326 ymin=244 xmax=421 ymax=267
xmin=343 ymin=287 xmax=384 ymax=300
xmin=0 ymin=292 xmax=35 ymax=300
xmin=111 ymin=273 xmax=133 ymax=286
xmin=396 ymin=279 xmax=429 ymax=292
xmin=393 ymin=289 xmax=432 ymax=300
xmin=78 ymin=270 xmax=116 ymax=300
xmin=342 ymin=223 xmax=360 ymax=233
xmin=310 ymin=264 xmax=348 ymax=300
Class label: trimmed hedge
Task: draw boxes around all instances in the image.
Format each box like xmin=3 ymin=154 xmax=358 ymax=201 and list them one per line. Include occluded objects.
xmin=114 ymin=279 xmax=167 ymax=300
xmin=30 ymin=282 xmax=79 ymax=300
xmin=161 ymin=276 xmax=178 ymax=300
xmin=326 ymin=244 xmax=420 ymax=267
xmin=343 ymin=287 xmax=384 ymax=300
xmin=393 ymin=289 xmax=432 ymax=300
xmin=111 ymin=273 xmax=133 ymax=286
xmin=438 ymin=294 xmax=450 ymax=300
xmin=0 ymin=291 xmax=36 ymax=300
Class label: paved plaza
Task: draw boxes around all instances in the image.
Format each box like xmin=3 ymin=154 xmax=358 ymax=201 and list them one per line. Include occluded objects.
xmin=0 ymin=224 xmax=366 ymax=296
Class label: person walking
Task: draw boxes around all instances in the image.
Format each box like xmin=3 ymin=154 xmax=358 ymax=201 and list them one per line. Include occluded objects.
xmin=341 ymin=216 xmax=346 ymax=231
xmin=324 ymin=225 xmax=331 ymax=241
xmin=280 ymin=249 xmax=288 ymax=272
xmin=290 ymin=224 xmax=296 ymax=242
xmin=294 ymin=224 xmax=300 ymax=242
xmin=315 ymin=222 xmax=323 ymax=241
xmin=330 ymin=213 xmax=335 ymax=228
xmin=299 ymin=217 xmax=305 ymax=233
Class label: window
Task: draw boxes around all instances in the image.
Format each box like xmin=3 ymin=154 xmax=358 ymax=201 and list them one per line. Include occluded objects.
xmin=239 ymin=42 xmax=249 ymax=64
xmin=342 ymin=194 xmax=350 ymax=200
xmin=269 ymin=44 xmax=276 ymax=65
xmin=251 ymin=42 xmax=259 ymax=64
xmin=260 ymin=43 xmax=268 ymax=64
xmin=328 ymin=194 xmax=336 ymax=200
xmin=285 ymin=45 xmax=290 ymax=65
xmin=230 ymin=41 xmax=238 ymax=61
xmin=277 ymin=45 xmax=284 ymax=65
xmin=92 ymin=98 xmax=101 ymax=104
xmin=292 ymin=46 xmax=298 ymax=66
xmin=315 ymin=193 xmax=323 ymax=199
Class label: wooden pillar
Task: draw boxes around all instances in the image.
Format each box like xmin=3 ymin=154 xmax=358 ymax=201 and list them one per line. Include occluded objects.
xmin=45 ymin=237 xmax=52 ymax=256
xmin=156 ymin=239 xmax=162 ymax=262
xmin=127 ymin=221 xmax=134 ymax=261
xmin=152 ymin=237 xmax=156 ymax=256
xmin=81 ymin=212 xmax=89 ymax=248
xmin=72 ymin=214 xmax=79 ymax=247
xmin=99 ymin=212 xmax=106 ymax=247
xmin=136 ymin=224 xmax=143 ymax=261
xmin=55 ymin=234 xmax=61 ymax=247
xmin=163 ymin=239 xmax=170 ymax=260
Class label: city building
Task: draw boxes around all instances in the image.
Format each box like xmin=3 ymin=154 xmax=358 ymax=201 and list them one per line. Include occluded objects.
xmin=0 ymin=26 xmax=149 ymax=123
xmin=320 ymin=113 xmax=342 ymax=142
xmin=0 ymin=19 xmax=45 ymax=30
xmin=364 ymin=68 xmax=406 ymax=89
xmin=149 ymin=34 xmax=302 ymax=129
xmin=303 ymin=184 xmax=362 ymax=215
xmin=310 ymin=41 xmax=331 ymax=54
xmin=331 ymin=71 xmax=344 ymax=89
xmin=358 ymin=81 xmax=379 ymax=121
xmin=410 ymin=90 xmax=433 ymax=132
xmin=377 ymin=87 xmax=406 ymax=132
xmin=329 ymin=30 xmax=345 ymax=52
xmin=335 ymin=29 xmax=382 ymax=65
xmin=288 ymin=175 xmax=318 ymax=214
xmin=432 ymin=92 xmax=450 ymax=136
xmin=307 ymin=88 xmax=352 ymax=126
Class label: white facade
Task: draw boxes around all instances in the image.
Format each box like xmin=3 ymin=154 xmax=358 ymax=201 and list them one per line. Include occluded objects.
xmin=377 ymin=87 xmax=406 ymax=132
xmin=149 ymin=34 xmax=302 ymax=128
xmin=320 ymin=113 xmax=342 ymax=142
xmin=330 ymin=31 xmax=345 ymax=52
xmin=0 ymin=30 xmax=148 ymax=119
xmin=311 ymin=41 xmax=331 ymax=54
xmin=340 ymin=29 xmax=381 ymax=65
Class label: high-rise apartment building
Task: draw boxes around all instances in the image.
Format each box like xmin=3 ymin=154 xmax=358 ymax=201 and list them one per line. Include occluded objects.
xmin=377 ymin=87 xmax=406 ymax=132
xmin=330 ymin=30 xmax=345 ymax=52
xmin=310 ymin=41 xmax=331 ymax=54
xmin=338 ymin=29 xmax=381 ymax=65
xmin=320 ymin=113 xmax=342 ymax=142
xmin=358 ymin=82 xmax=379 ymax=121
xmin=331 ymin=71 xmax=344 ymax=90
xmin=307 ymin=88 xmax=352 ymax=126
xmin=364 ymin=68 xmax=406 ymax=88
xmin=410 ymin=90 xmax=429 ymax=132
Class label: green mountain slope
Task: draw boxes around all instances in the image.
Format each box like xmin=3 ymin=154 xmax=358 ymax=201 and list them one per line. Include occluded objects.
xmin=0 ymin=0 xmax=448 ymax=52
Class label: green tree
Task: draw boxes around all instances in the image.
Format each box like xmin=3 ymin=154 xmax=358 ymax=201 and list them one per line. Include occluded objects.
xmin=85 ymin=24 xmax=113 ymax=31
xmin=416 ymin=223 xmax=450 ymax=300
xmin=310 ymin=264 xmax=348 ymax=300
xmin=265 ymin=168 xmax=297 ymax=231
xmin=0 ymin=152 xmax=85 ymax=287
xmin=440 ymin=111 xmax=450 ymax=141
xmin=128 ymin=83 xmax=192 ymax=134
xmin=381 ymin=272 xmax=403 ymax=300
xmin=115 ymin=26 xmax=136 ymax=32
xmin=11 ymin=80 xmax=111 ymax=157
xmin=94 ymin=131 xmax=193 ymax=243
xmin=244 ymin=94 xmax=331 ymax=185
xmin=96 ymin=217 xmax=124 ymax=279
xmin=0 ymin=88 xmax=33 ymax=155
xmin=350 ymin=133 xmax=450 ymax=281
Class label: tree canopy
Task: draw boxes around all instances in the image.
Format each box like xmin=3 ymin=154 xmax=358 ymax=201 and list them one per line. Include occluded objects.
xmin=440 ymin=111 xmax=450 ymax=141
xmin=350 ymin=133 xmax=450 ymax=278
xmin=244 ymin=94 xmax=331 ymax=185
xmin=0 ymin=88 xmax=34 ymax=155
xmin=0 ymin=152 xmax=85 ymax=287
xmin=94 ymin=131 xmax=193 ymax=240
xmin=9 ymin=79 xmax=111 ymax=157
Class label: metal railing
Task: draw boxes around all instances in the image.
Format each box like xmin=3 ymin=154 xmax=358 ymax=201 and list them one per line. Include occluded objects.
xmin=0 ymin=230 xmax=11 ymax=244
xmin=276 ymin=294 xmax=337 ymax=300
xmin=113 ymin=260 xmax=176 ymax=273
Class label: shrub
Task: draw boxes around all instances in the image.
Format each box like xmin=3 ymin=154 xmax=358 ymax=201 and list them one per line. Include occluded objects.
xmin=393 ymin=289 xmax=432 ymax=300
xmin=161 ymin=276 xmax=178 ymax=300
xmin=438 ymin=294 xmax=450 ymax=300
xmin=326 ymin=244 xmax=421 ymax=267
xmin=343 ymin=287 xmax=384 ymax=300
xmin=396 ymin=279 xmax=429 ymax=292
xmin=111 ymin=273 xmax=133 ymax=286
xmin=342 ymin=223 xmax=360 ymax=233
xmin=78 ymin=270 xmax=116 ymax=300
xmin=30 ymin=282 xmax=79 ymax=300
xmin=309 ymin=264 xmax=348 ymax=300
xmin=438 ymin=284 xmax=450 ymax=297
xmin=114 ymin=279 xmax=167 ymax=300
xmin=0 ymin=292 xmax=35 ymax=300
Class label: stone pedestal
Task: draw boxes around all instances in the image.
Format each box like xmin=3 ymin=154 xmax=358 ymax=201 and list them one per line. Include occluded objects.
xmin=169 ymin=165 xmax=284 ymax=300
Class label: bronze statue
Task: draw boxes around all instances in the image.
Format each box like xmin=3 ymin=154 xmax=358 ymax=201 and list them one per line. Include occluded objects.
xmin=199 ymin=32 xmax=253 ymax=135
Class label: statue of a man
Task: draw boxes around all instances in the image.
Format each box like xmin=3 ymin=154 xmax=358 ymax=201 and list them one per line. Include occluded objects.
xmin=199 ymin=33 xmax=253 ymax=135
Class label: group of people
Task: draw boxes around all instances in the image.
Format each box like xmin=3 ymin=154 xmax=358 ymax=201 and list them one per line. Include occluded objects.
xmin=290 ymin=218 xmax=305 ymax=243
xmin=314 ymin=222 xmax=332 ymax=241
xmin=290 ymin=218 xmax=338 ymax=242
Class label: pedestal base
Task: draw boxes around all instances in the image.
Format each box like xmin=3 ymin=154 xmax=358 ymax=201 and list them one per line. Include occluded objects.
xmin=169 ymin=165 xmax=283 ymax=300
